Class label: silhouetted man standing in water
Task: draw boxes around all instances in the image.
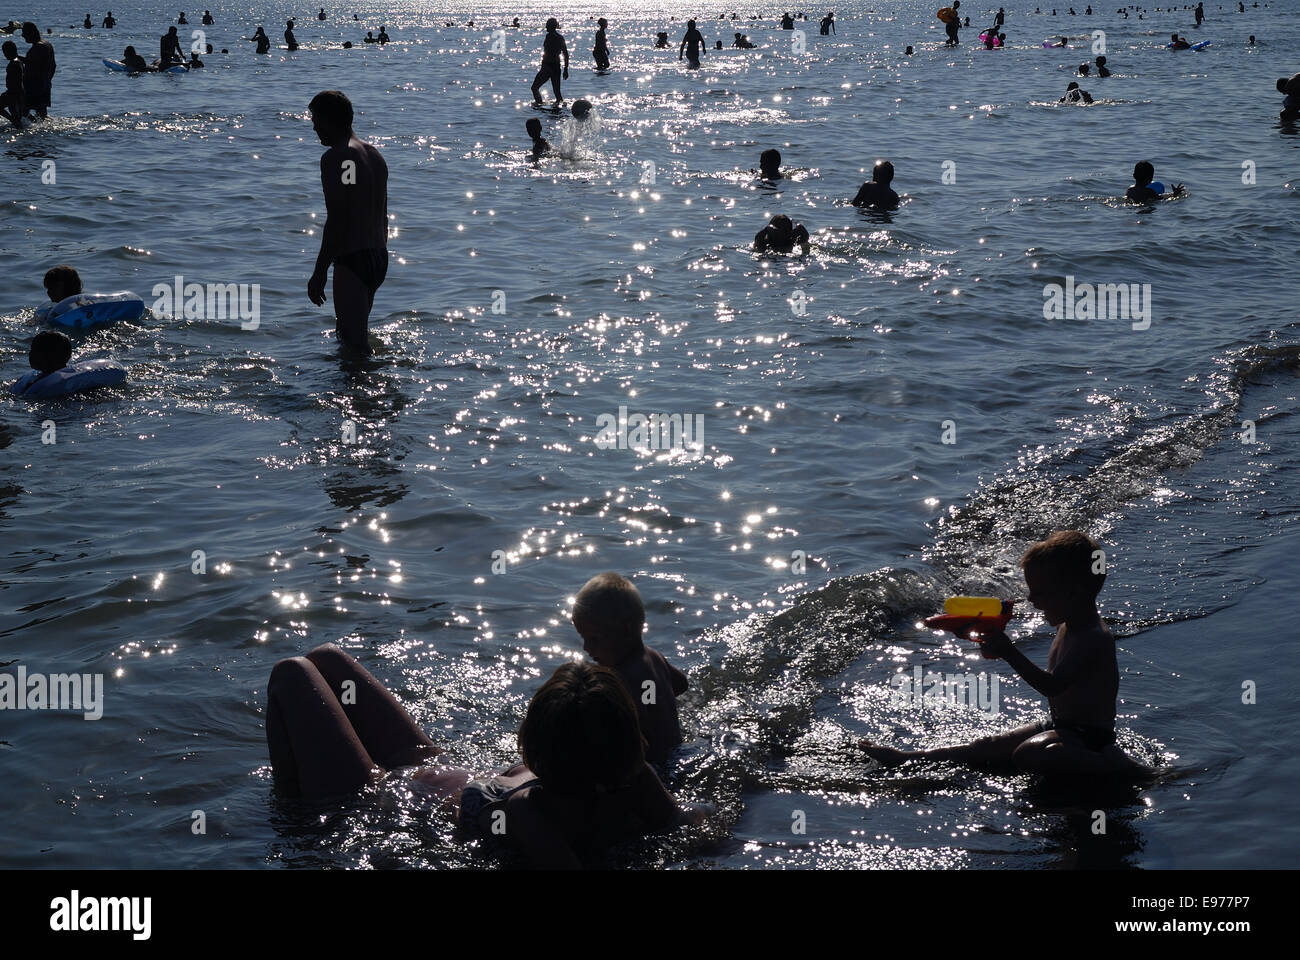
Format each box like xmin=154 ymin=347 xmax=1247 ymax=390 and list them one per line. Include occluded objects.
xmin=531 ymin=18 xmax=568 ymax=106
xmin=21 ymin=22 xmax=54 ymax=119
xmin=679 ymin=18 xmax=705 ymax=68
xmin=307 ymin=90 xmax=389 ymax=356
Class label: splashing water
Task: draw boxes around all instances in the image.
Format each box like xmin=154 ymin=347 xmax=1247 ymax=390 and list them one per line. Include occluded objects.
xmin=556 ymin=109 xmax=601 ymax=160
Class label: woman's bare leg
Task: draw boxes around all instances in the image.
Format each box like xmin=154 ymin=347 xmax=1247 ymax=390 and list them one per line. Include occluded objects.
xmin=304 ymin=643 xmax=440 ymax=769
xmin=266 ymin=655 xmax=381 ymax=799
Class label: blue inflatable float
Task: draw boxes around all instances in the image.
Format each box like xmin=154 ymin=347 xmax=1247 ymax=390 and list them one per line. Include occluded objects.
xmin=104 ymin=58 xmax=188 ymax=74
xmin=35 ymin=291 xmax=145 ymax=330
xmin=9 ymin=360 xmax=128 ymax=400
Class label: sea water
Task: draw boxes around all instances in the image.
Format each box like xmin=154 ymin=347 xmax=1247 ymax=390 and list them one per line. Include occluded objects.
xmin=1 ymin=2 xmax=1298 ymax=868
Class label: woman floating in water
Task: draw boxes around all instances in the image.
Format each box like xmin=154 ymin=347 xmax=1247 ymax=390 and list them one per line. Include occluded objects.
xmin=266 ymin=646 xmax=706 ymax=867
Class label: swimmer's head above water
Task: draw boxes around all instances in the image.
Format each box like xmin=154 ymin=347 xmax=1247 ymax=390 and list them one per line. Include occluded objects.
xmin=1127 ymin=159 xmax=1184 ymax=200
xmin=571 ymin=98 xmax=592 ymax=120
xmin=754 ymin=213 xmax=811 ymax=254
xmin=760 ymin=148 xmax=782 ymax=179
xmin=30 ymin=330 xmax=72 ymax=376
xmin=43 ymin=264 xmax=82 ymax=303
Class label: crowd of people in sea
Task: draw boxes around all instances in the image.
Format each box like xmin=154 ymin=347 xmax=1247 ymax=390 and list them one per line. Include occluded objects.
xmin=3 ymin=4 xmax=1291 ymax=866
xmin=0 ymin=4 xmax=1278 ymax=100
xmin=7 ymin=3 xmax=1288 ymax=431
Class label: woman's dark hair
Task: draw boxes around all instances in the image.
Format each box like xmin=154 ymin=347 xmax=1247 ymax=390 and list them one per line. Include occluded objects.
xmin=519 ymin=662 xmax=644 ymax=795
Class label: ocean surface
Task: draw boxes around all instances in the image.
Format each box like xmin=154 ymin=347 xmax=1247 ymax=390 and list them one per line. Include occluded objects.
xmin=2 ymin=1 xmax=1298 ymax=869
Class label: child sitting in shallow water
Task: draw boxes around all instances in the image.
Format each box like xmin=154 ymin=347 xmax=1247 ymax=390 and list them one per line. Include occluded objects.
xmin=860 ymin=530 xmax=1154 ymax=779
xmin=572 ymin=572 xmax=689 ymax=768
xmin=266 ymin=645 xmax=705 ymax=868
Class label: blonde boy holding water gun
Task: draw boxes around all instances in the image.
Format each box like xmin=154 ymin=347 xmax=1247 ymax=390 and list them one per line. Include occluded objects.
xmin=861 ymin=530 xmax=1152 ymax=778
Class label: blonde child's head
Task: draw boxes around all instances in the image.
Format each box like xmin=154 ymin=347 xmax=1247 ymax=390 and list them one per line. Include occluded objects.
xmin=1021 ymin=530 xmax=1106 ymax=625
xmin=572 ymin=572 xmax=645 ymax=666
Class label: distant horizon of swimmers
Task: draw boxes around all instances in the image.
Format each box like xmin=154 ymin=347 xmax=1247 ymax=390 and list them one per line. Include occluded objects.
xmin=6 ymin=8 xmax=1294 ymax=353
xmin=6 ymin=5 xmax=1293 ymax=353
